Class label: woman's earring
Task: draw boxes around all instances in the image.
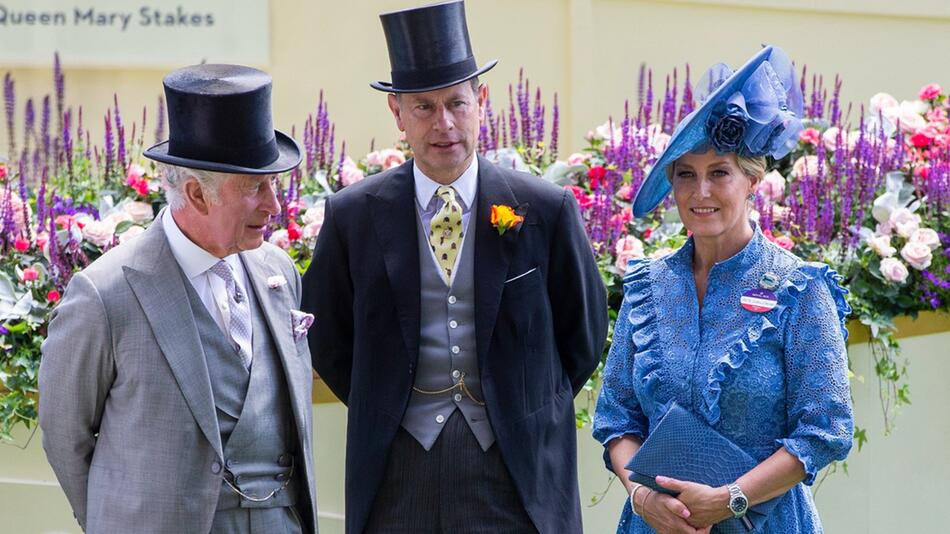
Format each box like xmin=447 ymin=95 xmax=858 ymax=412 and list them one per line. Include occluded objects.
xmin=747 ymin=192 xmax=756 ymax=201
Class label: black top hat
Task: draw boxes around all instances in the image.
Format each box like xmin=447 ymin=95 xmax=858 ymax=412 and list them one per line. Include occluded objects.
xmin=144 ymin=64 xmax=301 ymax=175
xmin=371 ymin=0 xmax=497 ymax=93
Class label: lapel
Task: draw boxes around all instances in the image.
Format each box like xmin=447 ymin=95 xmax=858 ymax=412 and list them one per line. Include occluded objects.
xmin=473 ymin=156 xmax=521 ymax=369
xmin=369 ymin=161 xmax=421 ymax=368
xmin=240 ymin=247 xmax=311 ymax=446
xmin=123 ymin=216 xmax=223 ymax=458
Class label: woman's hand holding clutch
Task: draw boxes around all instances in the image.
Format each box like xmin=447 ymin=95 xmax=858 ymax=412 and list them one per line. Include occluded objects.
xmin=655 ymin=476 xmax=734 ymax=529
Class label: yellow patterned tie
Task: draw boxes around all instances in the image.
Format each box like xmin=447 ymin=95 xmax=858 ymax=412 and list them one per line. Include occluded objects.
xmin=428 ymin=185 xmax=464 ymax=286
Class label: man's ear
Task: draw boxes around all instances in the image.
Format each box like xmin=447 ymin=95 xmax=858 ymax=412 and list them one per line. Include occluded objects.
xmin=388 ymin=93 xmax=405 ymax=132
xmin=184 ymin=179 xmax=211 ymax=216
xmin=477 ymin=83 xmax=489 ymax=121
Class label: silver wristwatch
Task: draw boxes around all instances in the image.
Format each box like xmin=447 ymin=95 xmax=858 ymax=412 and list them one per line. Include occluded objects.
xmin=727 ymin=483 xmax=749 ymax=519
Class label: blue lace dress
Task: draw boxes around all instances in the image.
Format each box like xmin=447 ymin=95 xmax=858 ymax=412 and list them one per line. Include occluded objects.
xmin=593 ymin=227 xmax=854 ymax=533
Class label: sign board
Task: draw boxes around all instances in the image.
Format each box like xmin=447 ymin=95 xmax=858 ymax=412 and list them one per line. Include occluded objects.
xmin=0 ymin=0 xmax=269 ymax=67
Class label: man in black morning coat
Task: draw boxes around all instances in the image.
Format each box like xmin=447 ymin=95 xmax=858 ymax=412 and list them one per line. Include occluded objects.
xmin=302 ymin=2 xmax=607 ymax=532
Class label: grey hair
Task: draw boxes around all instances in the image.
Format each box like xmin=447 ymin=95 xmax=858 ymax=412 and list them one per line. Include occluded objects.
xmin=156 ymin=163 xmax=229 ymax=210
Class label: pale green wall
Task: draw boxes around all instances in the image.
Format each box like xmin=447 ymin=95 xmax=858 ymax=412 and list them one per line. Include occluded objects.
xmin=2 ymin=328 xmax=948 ymax=533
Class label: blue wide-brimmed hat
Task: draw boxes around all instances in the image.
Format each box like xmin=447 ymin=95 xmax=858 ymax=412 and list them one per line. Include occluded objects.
xmin=632 ymin=45 xmax=803 ymax=217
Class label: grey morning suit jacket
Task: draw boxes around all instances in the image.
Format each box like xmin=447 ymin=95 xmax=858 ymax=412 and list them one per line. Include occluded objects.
xmin=38 ymin=216 xmax=317 ymax=533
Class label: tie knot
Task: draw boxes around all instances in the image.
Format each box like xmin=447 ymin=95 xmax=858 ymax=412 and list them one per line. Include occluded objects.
xmin=208 ymin=260 xmax=234 ymax=283
xmin=436 ymin=185 xmax=458 ymax=204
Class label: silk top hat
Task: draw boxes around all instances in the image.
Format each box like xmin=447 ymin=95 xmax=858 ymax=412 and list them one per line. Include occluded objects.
xmin=144 ymin=64 xmax=301 ymax=175
xmin=632 ymin=45 xmax=804 ymax=217
xmin=370 ymin=0 xmax=497 ymax=93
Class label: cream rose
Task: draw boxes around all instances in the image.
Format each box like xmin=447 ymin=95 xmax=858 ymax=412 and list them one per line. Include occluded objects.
xmin=268 ymin=229 xmax=290 ymax=250
xmin=82 ymin=219 xmax=116 ymax=247
xmin=123 ymin=201 xmax=155 ymax=223
xmin=900 ymin=241 xmax=933 ymax=270
xmin=868 ymin=234 xmax=896 ymax=257
xmin=340 ymin=163 xmax=365 ymax=187
xmin=869 ymin=93 xmax=899 ymax=116
xmin=909 ymin=228 xmax=940 ymax=250
xmin=791 ymin=156 xmax=820 ymax=178
xmin=879 ymin=257 xmax=909 ymax=284
xmin=889 ymin=208 xmax=921 ymax=239
xmin=118 ymin=225 xmax=146 ymax=244
xmin=758 ymin=170 xmax=786 ymax=202
xmin=614 ymin=235 xmax=645 ymax=272
xmin=379 ymin=148 xmax=406 ymax=170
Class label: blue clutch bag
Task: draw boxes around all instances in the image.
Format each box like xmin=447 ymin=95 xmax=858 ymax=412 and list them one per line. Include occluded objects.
xmin=625 ymin=402 xmax=781 ymax=533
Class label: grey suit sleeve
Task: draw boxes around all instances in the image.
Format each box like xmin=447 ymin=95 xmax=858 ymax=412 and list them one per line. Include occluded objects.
xmin=39 ymin=272 xmax=116 ymax=530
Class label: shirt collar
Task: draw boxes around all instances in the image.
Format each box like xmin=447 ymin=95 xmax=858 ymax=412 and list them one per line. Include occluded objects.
xmin=413 ymin=156 xmax=478 ymax=212
xmin=162 ymin=208 xmax=241 ymax=280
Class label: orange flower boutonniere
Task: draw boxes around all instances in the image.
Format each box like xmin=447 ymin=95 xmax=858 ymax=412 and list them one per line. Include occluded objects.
xmin=490 ymin=204 xmax=524 ymax=235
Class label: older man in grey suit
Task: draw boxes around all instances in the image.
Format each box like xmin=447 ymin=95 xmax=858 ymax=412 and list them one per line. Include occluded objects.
xmin=39 ymin=64 xmax=317 ymax=533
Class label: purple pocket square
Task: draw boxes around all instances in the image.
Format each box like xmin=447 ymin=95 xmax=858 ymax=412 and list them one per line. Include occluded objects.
xmin=290 ymin=309 xmax=314 ymax=342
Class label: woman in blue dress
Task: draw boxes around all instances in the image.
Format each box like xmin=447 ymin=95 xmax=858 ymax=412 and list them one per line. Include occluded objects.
xmin=593 ymin=46 xmax=854 ymax=534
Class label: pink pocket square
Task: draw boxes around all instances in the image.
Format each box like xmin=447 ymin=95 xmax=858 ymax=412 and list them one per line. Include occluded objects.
xmin=290 ymin=309 xmax=314 ymax=342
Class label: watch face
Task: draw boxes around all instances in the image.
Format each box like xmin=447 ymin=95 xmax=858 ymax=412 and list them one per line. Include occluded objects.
xmin=730 ymin=495 xmax=749 ymax=514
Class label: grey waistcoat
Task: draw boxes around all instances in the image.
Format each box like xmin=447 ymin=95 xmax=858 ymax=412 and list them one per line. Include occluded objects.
xmin=402 ymin=212 xmax=495 ymax=451
xmin=185 ymin=277 xmax=299 ymax=511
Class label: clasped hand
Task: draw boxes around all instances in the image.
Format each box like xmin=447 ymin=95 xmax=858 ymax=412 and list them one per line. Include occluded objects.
xmin=633 ymin=476 xmax=733 ymax=533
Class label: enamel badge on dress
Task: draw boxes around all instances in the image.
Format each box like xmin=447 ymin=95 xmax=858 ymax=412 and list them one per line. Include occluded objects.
xmin=741 ymin=272 xmax=779 ymax=313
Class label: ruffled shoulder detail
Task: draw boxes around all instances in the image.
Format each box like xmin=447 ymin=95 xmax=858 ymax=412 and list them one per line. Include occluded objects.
xmin=700 ymin=261 xmax=852 ymax=426
xmin=621 ymin=258 xmax=666 ymax=403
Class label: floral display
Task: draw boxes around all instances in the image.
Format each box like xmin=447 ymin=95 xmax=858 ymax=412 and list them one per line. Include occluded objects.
xmin=1 ymin=57 xmax=947 ymax=454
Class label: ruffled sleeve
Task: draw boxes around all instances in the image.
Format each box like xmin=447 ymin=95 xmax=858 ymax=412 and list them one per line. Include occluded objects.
xmin=775 ymin=263 xmax=854 ymax=484
xmin=592 ymin=259 xmax=654 ymax=472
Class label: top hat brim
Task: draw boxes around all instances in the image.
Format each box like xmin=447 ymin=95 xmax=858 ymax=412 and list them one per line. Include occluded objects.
xmin=143 ymin=129 xmax=302 ymax=175
xmin=632 ymin=46 xmax=776 ymax=218
xmin=370 ymin=59 xmax=497 ymax=93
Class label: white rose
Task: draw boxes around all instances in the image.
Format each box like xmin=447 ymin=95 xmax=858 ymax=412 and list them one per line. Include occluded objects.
xmin=594 ymin=120 xmax=621 ymax=142
xmin=302 ymin=221 xmax=322 ymax=245
xmin=104 ymin=210 xmax=133 ymax=227
xmin=900 ymin=241 xmax=933 ymax=270
xmin=123 ymin=201 xmax=154 ymax=223
xmin=909 ymin=228 xmax=940 ymax=250
xmin=302 ymin=201 xmax=326 ymax=226
xmin=118 ymin=225 xmax=145 ymax=244
xmin=869 ymin=93 xmax=899 ymax=115
xmin=268 ymin=229 xmax=290 ymax=250
xmin=82 ymin=219 xmax=116 ymax=247
xmin=567 ymin=153 xmax=589 ymax=166
xmin=889 ymin=208 xmax=921 ymax=238
xmin=867 ymin=234 xmax=896 ymax=257
xmin=879 ymin=257 xmax=909 ymax=284
xmin=365 ymin=151 xmax=384 ymax=167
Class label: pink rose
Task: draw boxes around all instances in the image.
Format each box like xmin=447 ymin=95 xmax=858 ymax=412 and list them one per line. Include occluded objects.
xmin=82 ymin=219 xmax=116 ymax=247
xmin=365 ymin=151 xmax=384 ymax=167
xmin=880 ymin=257 xmax=909 ymax=284
xmin=821 ymin=127 xmax=856 ymax=152
xmin=302 ymin=202 xmax=325 ymax=226
xmin=773 ymin=235 xmax=794 ymax=251
xmin=617 ymin=184 xmax=634 ymax=201
xmin=1 ymin=190 xmax=32 ymax=233
xmin=900 ymin=241 xmax=933 ymax=270
xmin=868 ymin=234 xmax=896 ymax=257
xmin=909 ymin=228 xmax=940 ymax=250
xmin=791 ymin=156 xmax=820 ymax=178
xmin=889 ymin=208 xmax=921 ymax=238
xmin=14 ymin=236 xmax=29 ymax=252
xmin=105 ymin=210 xmax=133 ymax=227
xmin=757 ymin=170 xmax=786 ymax=202
xmin=799 ymin=128 xmax=821 ymax=146
xmin=888 ymin=105 xmax=927 ymax=134
xmin=35 ymin=232 xmax=49 ymax=251
xmin=21 ymin=267 xmax=39 ymax=282
xmin=567 ymin=153 xmax=589 ymax=166
xmin=379 ymin=148 xmax=406 ymax=170
xmin=302 ymin=221 xmax=323 ymax=244
xmin=268 ymin=229 xmax=290 ymax=250
xmin=614 ymin=235 xmax=645 ymax=272
xmin=123 ymin=201 xmax=154 ymax=224
xmin=869 ymin=93 xmax=899 ymax=115
xmin=340 ymin=163 xmax=365 ymax=187
xmin=919 ymin=83 xmax=942 ymax=101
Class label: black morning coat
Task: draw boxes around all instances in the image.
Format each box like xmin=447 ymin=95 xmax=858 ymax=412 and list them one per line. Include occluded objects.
xmin=302 ymin=156 xmax=608 ymax=533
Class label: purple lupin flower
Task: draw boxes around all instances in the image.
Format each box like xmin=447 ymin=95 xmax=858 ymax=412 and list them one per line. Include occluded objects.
xmin=327 ymin=124 xmax=336 ymax=179
xmin=53 ymin=52 xmax=65 ymax=129
xmin=114 ymin=95 xmax=126 ymax=173
xmin=484 ymin=95 xmax=498 ymax=152
xmin=3 ymin=73 xmax=15 ymax=158
xmin=36 ymin=164 xmax=48 ymax=232
xmin=643 ymin=69 xmax=654 ymax=126
xmin=104 ymin=109 xmax=114 ymax=179
xmin=679 ymin=64 xmax=694 ymax=122
xmin=533 ymin=87 xmax=544 ymax=151
xmin=830 ymin=75 xmax=843 ymax=126
xmin=155 ymin=96 xmax=166 ymax=144
xmin=17 ymin=157 xmax=31 ymax=241
xmin=550 ymin=93 xmax=559 ymax=161
xmin=303 ymin=116 xmax=314 ymax=175
xmin=636 ymin=63 xmax=646 ymax=107
xmin=507 ymin=85 xmax=518 ymax=147
xmin=63 ymin=109 xmax=73 ymax=180
xmin=24 ymin=98 xmax=35 ymax=156
xmin=40 ymin=96 xmax=51 ymax=163
xmin=85 ymin=130 xmax=91 ymax=161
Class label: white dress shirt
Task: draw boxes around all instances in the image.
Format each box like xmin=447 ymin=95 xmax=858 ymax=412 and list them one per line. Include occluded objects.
xmin=413 ymin=157 xmax=479 ymax=275
xmin=162 ymin=208 xmax=253 ymax=363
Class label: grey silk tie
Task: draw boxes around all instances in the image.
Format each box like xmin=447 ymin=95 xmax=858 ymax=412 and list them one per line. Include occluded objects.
xmin=208 ymin=260 xmax=253 ymax=369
